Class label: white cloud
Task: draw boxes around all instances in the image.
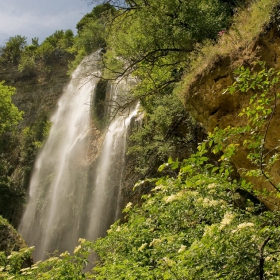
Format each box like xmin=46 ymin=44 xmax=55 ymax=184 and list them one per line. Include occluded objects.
xmin=0 ymin=0 xmax=92 ymax=44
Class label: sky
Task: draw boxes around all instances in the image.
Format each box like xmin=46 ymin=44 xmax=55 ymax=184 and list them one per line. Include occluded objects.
xmin=0 ymin=0 xmax=94 ymax=46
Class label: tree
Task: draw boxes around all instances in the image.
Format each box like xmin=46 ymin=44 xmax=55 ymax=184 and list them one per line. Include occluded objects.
xmin=76 ymin=2 xmax=115 ymax=34
xmin=0 ymin=82 xmax=23 ymax=224
xmin=0 ymin=35 xmax=27 ymax=64
xmin=18 ymin=29 xmax=75 ymax=76
xmin=101 ymin=0 xmax=232 ymax=83
xmin=0 ymin=81 xmax=23 ymax=135
xmin=68 ymin=3 xmax=116 ymax=72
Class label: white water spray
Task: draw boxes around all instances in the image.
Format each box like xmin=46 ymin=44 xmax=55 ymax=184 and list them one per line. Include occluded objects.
xmin=19 ymin=53 xmax=138 ymax=261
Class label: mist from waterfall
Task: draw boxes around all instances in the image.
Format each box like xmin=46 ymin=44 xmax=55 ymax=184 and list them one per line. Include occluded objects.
xmin=18 ymin=53 xmax=138 ymax=261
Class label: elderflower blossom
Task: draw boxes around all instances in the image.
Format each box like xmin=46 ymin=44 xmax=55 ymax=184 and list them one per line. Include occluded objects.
xmin=153 ymin=185 xmax=164 ymax=191
xmin=162 ymin=257 xmax=175 ymax=267
xmin=219 ymin=212 xmax=235 ymax=229
xmin=20 ymin=267 xmax=30 ymax=272
xmin=203 ymin=225 xmax=212 ymax=236
xmin=231 ymin=222 xmax=254 ymax=234
xmin=207 ymin=183 xmax=216 ymax=189
xmin=177 ymin=191 xmax=185 ymax=198
xmin=251 ymin=234 xmax=257 ymax=241
xmin=237 ymin=222 xmax=254 ymax=229
xmin=265 ymin=256 xmax=272 ymax=262
xmin=74 ymin=245 xmax=81 ymax=254
xmin=164 ymin=194 xmax=177 ymax=203
xmin=163 ymin=191 xmax=185 ymax=203
xmin=178 ymin=245 xmax=187 ymax=253
xmin=60 ymin=251 xmax=69 ymax=257
xmin=149 ymin=238 xmax=162 ymax=247
xmin=78 ymin=238 xmax=86 ymax=244
xmin=138 ymin=243 xmax=148 ymax=252
xmin=202 ymin=198 xmax=220 ymax=207
xmin=125 ymin=202 xmax=133 ymax=209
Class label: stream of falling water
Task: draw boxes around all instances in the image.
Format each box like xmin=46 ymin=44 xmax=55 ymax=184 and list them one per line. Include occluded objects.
xmin=18 ymin=53 xmax=138 ymax=261
xmin=86 ymin=81 xmax=139 ymax=239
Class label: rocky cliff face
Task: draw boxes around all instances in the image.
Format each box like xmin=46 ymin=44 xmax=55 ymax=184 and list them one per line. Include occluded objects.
xmin=183 ymin=21 xmax=280 ymax=209
xmin=0 ymin=60 xmax=71 ymax=128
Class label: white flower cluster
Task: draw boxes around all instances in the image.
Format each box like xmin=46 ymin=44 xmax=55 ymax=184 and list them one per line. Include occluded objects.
xmin=231 ymin=222 xmax=255 ymax=234
xmin=178 ymin=245 xmax=187 ymax=253
xmin=163 ymin=191 xmax=185 ymax=203
xmin=138 ymin=243 xmax=148 ymax=252
xmin=164 ymin=194 xmax=177 ymax=203
xmin=125 ymin=202 xmax=133 ymax=209
xmin=149 ymin=238 xmax=163 ymax=247
xmin=237 ymin=222 xmax=254 ymax=229
xmin=219 ymin=212 xmax=235 ymax=230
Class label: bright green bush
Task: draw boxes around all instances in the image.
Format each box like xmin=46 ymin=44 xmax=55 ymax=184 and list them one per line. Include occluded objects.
xmin=0 ymin=81 xmax=23 ymax=135
xmin=0 ymin=35 xmax=27 ymax=64
xmin=128 ymin=93 xmax=196 ymax=175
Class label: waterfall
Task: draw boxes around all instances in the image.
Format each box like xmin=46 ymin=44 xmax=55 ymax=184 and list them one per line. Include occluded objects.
xmin=86 ymin=81 xmax=139 ymax=238
xmin=18 ymin=53 xmax=138 ymax=261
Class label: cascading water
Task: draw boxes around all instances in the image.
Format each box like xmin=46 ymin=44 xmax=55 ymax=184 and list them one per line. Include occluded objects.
xmin=86 ymin=81 xmax=139 ymax=239
xmin=18 ymin=53 xmax=138 ymax=261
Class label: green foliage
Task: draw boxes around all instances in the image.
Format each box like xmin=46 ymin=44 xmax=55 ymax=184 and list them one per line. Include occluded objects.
xmin=92 ymin=147 xmax=280 ymax=279
xmin=128 ymin=93 xmax=197 ymax=175
xmin=17 ymin=29 xmax=75 ymax=76
xmin=0 ymin=216 xmax=26 ymax=256
xmin=0 ymin=81 xmax=23 ymax=135
xmin=76 ymin=3 xmax=115 ymax=34
xmin=102 ymin=0 xmax=232 ymax=99
xmin=218 ymin=62 xmax=280 ymax=194
xmin=95 ymin=1 xmax=234 ymax=174
xmin=0 ymin=177 xmax=25 ymax=225
xmin=73 ymin=20 xmax=105 ymax=54
xmin=0 ymin=82 xmax=23 ymax=223
xmin=2 ymin=2 xmax=280 ymax=279
xmin=44 ymin=29 xmax=74 ymax=50
xmin=20 ymin=115 xmax=51 ymax=166
xmin=68 ymin=4 xmax=116 ymax=73
xmin=0 ymin=110 xmax=50 ymax=225
xmin=18 ymin=46 xmax=37 ymax=76
xmin=0 ymin=239 xmax=94 ymax=279
xmin=0 ymin=35 xmax=27 ymax=64
xmin=0 ymin=247 xmax=33 ymax=277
